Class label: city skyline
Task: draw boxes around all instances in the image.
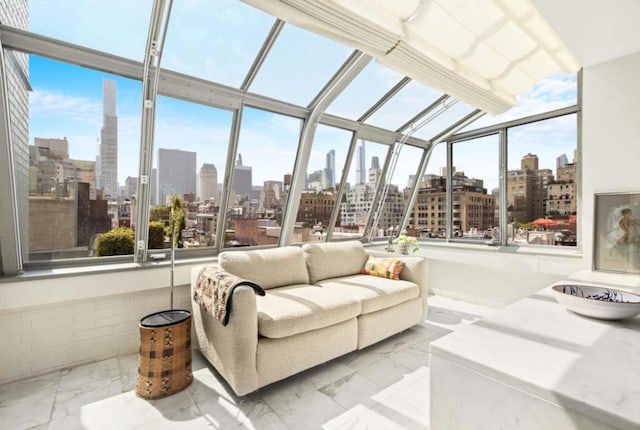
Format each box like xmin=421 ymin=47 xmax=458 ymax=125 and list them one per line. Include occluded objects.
xmin=26 ymin=41 xmax=577 ymax=195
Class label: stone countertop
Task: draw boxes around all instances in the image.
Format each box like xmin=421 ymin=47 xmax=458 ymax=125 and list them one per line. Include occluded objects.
xmin=429 ymin=281 xmax=640 ymax=430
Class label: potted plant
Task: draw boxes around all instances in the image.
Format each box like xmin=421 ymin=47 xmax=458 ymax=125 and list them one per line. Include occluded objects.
xmin=397 ymin=231 xmax=419 ymax=255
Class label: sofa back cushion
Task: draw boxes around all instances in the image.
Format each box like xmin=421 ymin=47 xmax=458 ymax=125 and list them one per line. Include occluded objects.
xmin=302 ymin=240 xmax=368 ymax=283
xmin=218 ymin=246 xmax=309 ymax=290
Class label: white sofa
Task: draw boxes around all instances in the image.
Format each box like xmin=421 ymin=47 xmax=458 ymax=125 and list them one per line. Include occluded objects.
xmin=190 ymin=240 xmax=428 ymax=395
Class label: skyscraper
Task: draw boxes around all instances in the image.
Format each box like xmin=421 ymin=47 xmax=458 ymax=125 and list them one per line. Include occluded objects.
xmin=157 ymin=148 xmax=196 ymax=205
xmin=1 ymin=0 xmax=29 ymax=260
xmin=233 ymin=154 xmax=252 ymax=197
xmin=324 ymin=149 xmax=335 ymax=189
xmin=199 ymin=163 xmax=218 ymax=202
xmin=356 ymin=142 xmax=366 ymax=184
xmin=556 ymin=153 xmax=568 ymax=174
xmin=369 ymin=156 xmax=381 ymax=184
xmin=98 ymin=79 xmax=118 ymax=199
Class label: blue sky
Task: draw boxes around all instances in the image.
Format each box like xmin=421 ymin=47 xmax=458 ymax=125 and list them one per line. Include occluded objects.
xmin=26 ymin=0 xmax=578 ymax=191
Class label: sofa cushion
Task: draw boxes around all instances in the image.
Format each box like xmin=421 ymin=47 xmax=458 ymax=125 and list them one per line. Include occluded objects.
xmin=315 ymin=274 xmax=419 ymax=315
xmin=361 ymin=256 xmax=405 ymax=280
xmin=256 ymin=284 xmax=361 ymax=338
xmin=302 ymin=240 xmax=368 ymax=284
xmin=218 ymin=246 xmax=309 ymax=290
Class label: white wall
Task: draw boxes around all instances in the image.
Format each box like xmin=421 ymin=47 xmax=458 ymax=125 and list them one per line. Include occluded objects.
xmin=581 ymin=51 xmax=640 ymax=272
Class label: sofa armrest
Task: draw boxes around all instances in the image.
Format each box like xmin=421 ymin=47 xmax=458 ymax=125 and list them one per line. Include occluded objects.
xmin=190 ymin=265 xmax=259 ymax=395
xmin=365 ymin=250 xmax=429 ymax=319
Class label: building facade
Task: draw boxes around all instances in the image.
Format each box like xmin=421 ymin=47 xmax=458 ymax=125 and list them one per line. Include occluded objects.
xmin=199 ymin=163 xmax=217 ymax=202
xmin=98 ymin=79 xmax=118 ymax=199
xmin=157 ymin=148 xmax=197 ymax=205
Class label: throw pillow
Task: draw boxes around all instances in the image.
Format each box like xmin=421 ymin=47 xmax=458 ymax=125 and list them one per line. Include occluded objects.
xmin=361 ymin=256 xmax=404 ymax=280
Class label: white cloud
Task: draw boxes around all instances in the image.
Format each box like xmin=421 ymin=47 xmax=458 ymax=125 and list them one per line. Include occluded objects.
xmin=30 ymin=90 xmax=101 ymax=126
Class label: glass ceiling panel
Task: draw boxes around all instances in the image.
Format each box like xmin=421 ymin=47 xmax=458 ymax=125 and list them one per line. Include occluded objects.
xmin=325 ymin=61 xmax=404 ymax=120
xmin=461 ymin=72 xmax=578 ymax=132
xmin=162 ymin=1 xmax=275 ymax=88
xmin=29 ymin=0 xmax=153 ymax=61
xmin=248 ymin=24 xmax=352 ymax=107
xmin=412 ymin=100 xmax=477 ymax=141
xmin=365 ymin=80 xmax=443 ymax=131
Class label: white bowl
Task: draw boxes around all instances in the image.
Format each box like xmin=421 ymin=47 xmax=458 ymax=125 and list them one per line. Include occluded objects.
xmin=552 ymin=284 xmax=640 ymax=320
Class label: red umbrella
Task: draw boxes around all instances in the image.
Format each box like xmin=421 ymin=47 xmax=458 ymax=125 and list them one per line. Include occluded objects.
xmin=532 ymin=218 xmax=556 ymax=227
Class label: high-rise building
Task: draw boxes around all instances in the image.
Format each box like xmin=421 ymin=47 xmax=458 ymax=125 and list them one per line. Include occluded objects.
xmin=124 ymin=176 xmax=137 ymax=199
xmin=556 ymin=153 xmax=569 ymax=173
xmin=368 ymin=156 xmax=381 ymax=184
xmin=233 ymin=154 xmax=252 ymax=197
xmin=97 ymin=79 xmax=118 ymax=199
xmin=157 ymin=148 xmax=196 ymax=205
xmin=411 ymin=174 xmax=496 ymax=235
xmin=507 ymin=153 xmax=551 ymax=222
xmin=149 ymin=168 xmax=158 ymax=206
xmin=324 ymin=149 xmax=335 ymax=189
xmin=199 ymin=163 xmax=218 ymax=202
xmin=356 ymin=142 xmax=366 ymax=184
xmin=1 ymin=0 xmax=29 ymax=260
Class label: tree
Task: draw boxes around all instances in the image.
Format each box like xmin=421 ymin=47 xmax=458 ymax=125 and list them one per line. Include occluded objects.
xmin=149 ymin=205 xmax=170 ymax=222
xmin=95 ymin=227 xmax=135 ymax=256
xmin=148 ymin=221 xmax=165 ymax=249
xmin=171 ymin=195 xmax=186 ymax=248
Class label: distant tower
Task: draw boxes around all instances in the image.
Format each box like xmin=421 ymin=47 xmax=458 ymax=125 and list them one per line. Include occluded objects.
xmin=157 ymin=148 xmax=196 ymax=205
xmin=556 ymin=153 xmax=568 ymax=174
xmin=98 ymin=79 xmax=118 ymax=198
xmin=521 ymin=153 xmax=539 ymax=171
xmin=369 ymin=156 xmax=382 ymax=184
xmin=199 ymin=163 xmax=218 ymax=202
xmin=324 ymin=149 xmax=336 ymax=189
xmin=233 ymin=154 xmax=252 ymax=196
xmin=356 ymin=142 xmax=366 ymax=184
xmin=371 ymin=156 xmax=380 ymax=170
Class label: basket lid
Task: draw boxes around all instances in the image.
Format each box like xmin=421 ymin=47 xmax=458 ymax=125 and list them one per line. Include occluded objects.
xmin=140 ymin=309 xmax=191 ymax=327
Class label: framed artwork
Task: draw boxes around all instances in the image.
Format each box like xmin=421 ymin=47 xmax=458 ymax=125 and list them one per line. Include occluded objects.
xmin=593 ymin=192 xmax=640 ymax=274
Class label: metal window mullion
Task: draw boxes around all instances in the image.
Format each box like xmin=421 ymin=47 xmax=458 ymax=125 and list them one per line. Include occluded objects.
xmin=134 ymin=0 xmax=173 ymax=262
xmin=576 ymin=68 xmax=583 ymax=253
xmin=363 ymin=143 xmax=394 ymax=238
xmin=240 ymin=19 xmax=284 ymax=91
xmin=358 ymin=77 xmax=411 ymax=123
xmin=395 ymin=94 xmax=450 ymax=133
xmin=446 ymin=141 xmax=453 ymax=241
xmin=0 ymin=24 xmax=143 ymax=80
xmin=326 ymin=131 xmax=359 ymax=241
xmin=216 ymin=107 xmax=243 ymax=251
xmin=450 ymin=105 xmax=580 ymax=142
xmin=279 ymin=51 xmax=371 ymax=245
xmin=499 ymin=129 xmax=508 ymax=246
xmin=400 ymin=145 xmax=433 ymax=234
xmin=0 ymin=42 xmax=23 ymax=275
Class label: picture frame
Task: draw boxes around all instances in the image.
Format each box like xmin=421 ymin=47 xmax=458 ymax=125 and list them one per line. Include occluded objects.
xmin=593 ymin=192 xmax=640 ymax=274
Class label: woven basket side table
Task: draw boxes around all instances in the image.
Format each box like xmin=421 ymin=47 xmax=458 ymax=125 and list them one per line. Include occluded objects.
xmin=136 ymin=309 xmax=193 ymax=399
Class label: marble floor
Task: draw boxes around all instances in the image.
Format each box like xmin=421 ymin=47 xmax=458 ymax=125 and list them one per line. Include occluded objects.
xmin=0 ymin=296 xmax=495 ymax=430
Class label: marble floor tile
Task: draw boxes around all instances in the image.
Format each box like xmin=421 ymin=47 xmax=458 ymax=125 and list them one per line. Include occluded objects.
xmin=305 ymin=360 xmax=356 ymax=389
xmin=0 ymin=296 xmax=494 ymax=430
xmin=120 ymin=389 xmax=195 ymax=429
xmin=259 ymin=372 xmax=317 ymax=412
xmin=270 ymin=389 xmax=345 ymax=429
xmin=118 ymin=352 xmax=139 ymax=393
xmin=196 ymin=394 xmax=273 ymax=429
xmin=0 ymin=372 xmax=59 ymax=430
xmin=187 ymin=367 xmax=236 ymax=405
xmin=388 ymin=344 xmax=429 ymax=371
xmin=130 ymin=403 xmax=213 ymax=429
xmin=319 ymin=373 xmax=381 ymax=410
xmin=357 ymin=357 xmax=411 ymax=388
